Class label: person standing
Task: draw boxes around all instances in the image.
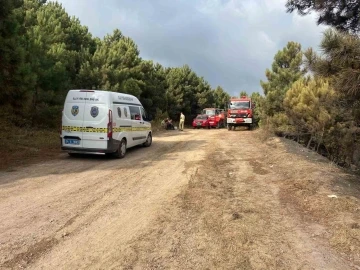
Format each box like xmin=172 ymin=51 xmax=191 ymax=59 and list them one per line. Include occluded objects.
xmin=179 ymin=112 xmax=185 ymax=131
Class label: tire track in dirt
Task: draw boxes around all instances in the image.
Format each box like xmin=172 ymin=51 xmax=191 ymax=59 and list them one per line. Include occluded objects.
xmin=0 ymin=130 xmax=208 ymax=269
xmin=0 ymin=129 xmax=358 ymax=269
xmin=109 ymin=129 xmax=355 ymax=269
xmin=222 ymin=134 xmax=350 ymax=270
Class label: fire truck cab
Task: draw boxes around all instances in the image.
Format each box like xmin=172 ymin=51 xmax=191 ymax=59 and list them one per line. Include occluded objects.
xmin=226 ymin=96 xmax=254 ymax=130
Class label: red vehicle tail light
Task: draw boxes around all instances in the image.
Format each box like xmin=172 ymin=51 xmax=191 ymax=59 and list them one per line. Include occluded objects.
xmin=108 ymin=109 xmax=113 ymax=138
xmin=60 ymin=109 xmax=63 ymax=135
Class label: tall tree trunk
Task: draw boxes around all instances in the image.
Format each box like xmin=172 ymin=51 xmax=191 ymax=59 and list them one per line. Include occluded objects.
xmin=307 ymin=136 xmax=313 ymax=149
xmin=31 ymin=87 xmax=39 ymax=126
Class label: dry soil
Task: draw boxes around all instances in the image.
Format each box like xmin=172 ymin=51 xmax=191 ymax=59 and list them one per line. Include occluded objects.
xmin=0 ymin=129 xmax=359 ymax=269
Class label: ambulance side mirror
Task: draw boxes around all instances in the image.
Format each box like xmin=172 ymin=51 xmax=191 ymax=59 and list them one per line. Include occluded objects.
xmin=143 ymin=114 xmax=153 ymax=122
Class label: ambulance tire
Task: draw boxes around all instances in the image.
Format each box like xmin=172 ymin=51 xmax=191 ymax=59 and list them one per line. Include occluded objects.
xmin=68 ymin=152 xmax=78 ymax=157
xmin=227 ymin=124 xmax=232 ymax=131
xmin=114 ymin=139 xmax=126 ymax=159
xmin=143 ymin=132 xmax=152 ymax=147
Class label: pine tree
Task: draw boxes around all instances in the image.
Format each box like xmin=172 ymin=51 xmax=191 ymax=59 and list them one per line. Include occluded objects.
xmin=286 ymin=0 xmax=360 ymax=33
xmin=138 ymin=61 xmax=167 ymax=117
xmin=165 ymin=65 xmax=199 ymax=119
xmin=78 ymin=29 xmax=143 ymax=97
xmin=250 ymin=92 xmax=264 ymax=125
xmin=196 ymin=77 xmax=214 ymax=109
xmin=0 ymin=0 xmax=31 ymax=124
xmin=301 ymin=29 xmax=360 ymax=165
xmin=260 ymin=41 xmax=304 ymax=116
xmin=284 ymin=77 xmax=336 ymax=149
xmin=22 ymin=0 xmax=96 ymax=126
xmin=0 ymin=0 xmax=230 ymax=128
xmin=239 ymin=91 xmax=248 ymax=97
xmin=213 ymin=86 xmax=230 ymax=109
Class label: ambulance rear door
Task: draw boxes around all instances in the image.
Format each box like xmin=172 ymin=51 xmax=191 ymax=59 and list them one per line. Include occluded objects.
xmin=61 ymin=90 xmax=87 ymax=148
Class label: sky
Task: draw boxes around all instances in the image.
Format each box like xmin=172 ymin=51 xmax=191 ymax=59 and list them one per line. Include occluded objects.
xmin=56 ymin=0 xmax=327 ymax=96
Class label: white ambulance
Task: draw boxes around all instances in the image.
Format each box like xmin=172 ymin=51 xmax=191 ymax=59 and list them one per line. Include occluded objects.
xmin=60 ymin=90 xmax=152 ymax=158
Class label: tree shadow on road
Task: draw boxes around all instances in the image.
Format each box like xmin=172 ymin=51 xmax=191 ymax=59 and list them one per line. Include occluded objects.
xmin=0 ymin=134 xmax=207 ymax=186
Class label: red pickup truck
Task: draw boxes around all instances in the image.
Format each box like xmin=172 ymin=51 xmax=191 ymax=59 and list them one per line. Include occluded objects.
xmin=201 ymin=108 xmax=226 ymax=128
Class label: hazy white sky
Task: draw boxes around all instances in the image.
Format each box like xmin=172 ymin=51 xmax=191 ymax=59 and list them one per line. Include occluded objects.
xmin=56 ymin=0 xmax=327 ymax=96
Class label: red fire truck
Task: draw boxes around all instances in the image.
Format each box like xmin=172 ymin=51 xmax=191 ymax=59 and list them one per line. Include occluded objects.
xmin=226 ymin=96 xmax=254 ymax=130
xmin=202 ymin=108 xmax=226 ymax=128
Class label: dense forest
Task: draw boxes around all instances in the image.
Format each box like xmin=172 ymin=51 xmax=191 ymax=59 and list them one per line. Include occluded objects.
xmin=254 ymin=0 xmax=360 ymax=168
xmin=1 ymin=0 xmax=359 ymax=168
xmin=0 ymin=0 xmax=230 ymax=128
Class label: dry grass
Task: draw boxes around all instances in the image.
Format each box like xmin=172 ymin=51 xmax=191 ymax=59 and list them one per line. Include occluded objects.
xmin=255 ymin=124 xmax=275 ymax=142
xmin=117 ymin=143 xmax=264 ymax=269
xmin=148 ymin=119 xmax=164 ymax=134
xmin=115 ymin=130 xmax=355 ymax=269
xmin=0 ymin=119 xmax=168 ymax=171
xmin=258 ymin=133 xmax=360 ymax=265
xmin=118 ymin=128 xmax=360 ymax=268
xmin=2 ymin=123 xmax=358 ymax=268
xmin=0 ymin=122 xmax=60 ymax=171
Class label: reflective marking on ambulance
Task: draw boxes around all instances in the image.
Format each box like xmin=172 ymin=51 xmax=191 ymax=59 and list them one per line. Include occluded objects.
xmin=83 ymin=127 xmax=107 ymax=133
xmin=62 ymin=126 xmax=149 ymax=133
xmin=62 ymin=126 xmax=107 ymax=133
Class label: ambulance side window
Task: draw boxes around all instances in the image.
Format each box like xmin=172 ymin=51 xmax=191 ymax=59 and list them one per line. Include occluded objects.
xmin=140 ymin=107 xmax=147 ymax=121
xmin=123 ymin=107 xmax=128 ymax=118
xmin=129 ymin=106 xmax=141 ymax=120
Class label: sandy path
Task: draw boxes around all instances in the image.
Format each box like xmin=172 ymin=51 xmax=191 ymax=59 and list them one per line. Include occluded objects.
xmin=0 ymin=130 xmax=205 ymax=269
xmin=0 ymin=129 xmax=358 ymax=269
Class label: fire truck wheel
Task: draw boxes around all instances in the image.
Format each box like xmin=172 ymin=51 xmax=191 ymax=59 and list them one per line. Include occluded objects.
xmin=227 ymin=125 xmax=232 ymax=131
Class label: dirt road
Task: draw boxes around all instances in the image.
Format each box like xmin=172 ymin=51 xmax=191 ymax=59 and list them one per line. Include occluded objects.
xmin=0 ymin=129 xmax=359 ymax=269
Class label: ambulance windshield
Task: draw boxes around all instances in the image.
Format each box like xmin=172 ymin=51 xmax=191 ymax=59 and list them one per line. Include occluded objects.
xmin=204 ymin=109 xmax=216 ymax=115
xmin=229 ymin=101 xmax=250 ymax=109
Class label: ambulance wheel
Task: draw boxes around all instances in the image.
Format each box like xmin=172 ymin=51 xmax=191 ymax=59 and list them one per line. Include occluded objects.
xmin=227 ymin=125 xmax=231 ymax=131
xmin=68 ymin=152 xmax=78 ymax=157
xmin=143 ymin=133 xmax=152 ymax=147
xmin=115 ymin=139 xmax=126 ymax=159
